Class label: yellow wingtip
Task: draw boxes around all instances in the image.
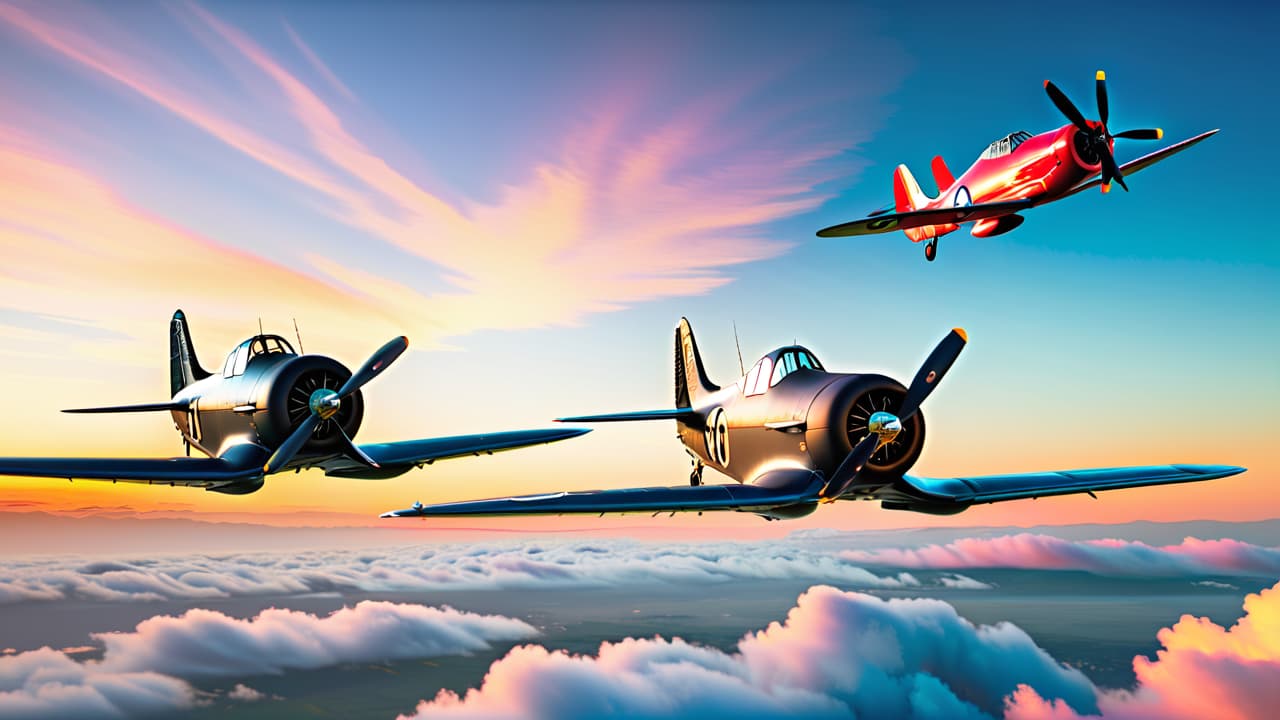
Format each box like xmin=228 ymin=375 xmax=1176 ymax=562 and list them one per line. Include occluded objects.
xmin=952 ymin=327 xmax=968 ymax=342
xmin=1096 ymin=70 xmax=1106 ymax=81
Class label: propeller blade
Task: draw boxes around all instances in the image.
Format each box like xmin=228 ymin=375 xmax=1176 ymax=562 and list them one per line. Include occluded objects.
xmin=1113 ymin=128 xmax=1163 ymax=140
xmin=1044 ymin=80 xmax=1091 ymax=132
xmin=1099 ymin=146 xmax=1129 ymax=192
xmin=1095 ymin=70 xmax=1109 ymax=126
xmin=263 ymin=414 xmax=319 ymax=474
xmin=338 ymin=336 xmax=408 ymax=398
xmin=819 ymin=432 xmax=880 ymax=500
xmin=334 ymin=424 xmax=379 ymax=468
xmin=898 ymin=328 xmax=968 ymax=421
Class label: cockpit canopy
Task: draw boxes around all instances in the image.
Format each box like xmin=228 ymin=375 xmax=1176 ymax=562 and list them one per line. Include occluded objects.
xmin=980 ymin=130 xmax=1033 ymax=159
xmin=741 ymin=346 xmax=824 ymax=396
xmin=222 ymin=334 xmax=297 ymax=378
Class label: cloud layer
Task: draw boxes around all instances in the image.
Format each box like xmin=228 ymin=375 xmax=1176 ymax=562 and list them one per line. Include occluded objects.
xmin=842 ymin=534 xmax=1280 ymax=577
xmin=1006 ymin=581 xmax=1280 ymax=720
xmin=401 ymin=584 xmax=1099 ymax=720
xmin=0 ymin=539 xmax=943 ymax=606
xmin=402 ymin=581 xmax=1280 ymax=720
xmin=0 ymin=600 xmax=534 ymax=718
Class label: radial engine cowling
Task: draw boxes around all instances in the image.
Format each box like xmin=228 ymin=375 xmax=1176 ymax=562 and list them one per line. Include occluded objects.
xmin=254 ymin=356 xmax=364 ymax=454
xmin=804 ymin=374 xmax=926 ymax=485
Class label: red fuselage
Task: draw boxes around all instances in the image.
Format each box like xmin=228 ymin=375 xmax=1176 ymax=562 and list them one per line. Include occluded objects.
xmin=904 ymin=122 xmax=1109 ymax=241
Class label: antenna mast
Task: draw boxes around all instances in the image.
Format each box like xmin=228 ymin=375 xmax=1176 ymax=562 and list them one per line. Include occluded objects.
xmin=733 ymin=321 xmax=745 ymax=375
xmin=292 ymin=318 xmax=305 ymax=354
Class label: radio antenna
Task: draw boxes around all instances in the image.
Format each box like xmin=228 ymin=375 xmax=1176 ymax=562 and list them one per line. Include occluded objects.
xmin=258 ymin=317 xmax=264 ymax=336
xmin=733 ymin=321 xmax=745 ymax=375
xmin=293 ymin=318 xmax=305 ymax=354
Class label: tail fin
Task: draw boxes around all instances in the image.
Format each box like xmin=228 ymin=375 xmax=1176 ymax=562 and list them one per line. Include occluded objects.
xmin=170 ymin=310 xmax=211 ymax=396
xmin=674 ymin=317 xmax=719 ymax=408
xmin=930 ymin=156 xmax=956 ymax=194
xmin=892 ymin=164 xmax=931 ymax=213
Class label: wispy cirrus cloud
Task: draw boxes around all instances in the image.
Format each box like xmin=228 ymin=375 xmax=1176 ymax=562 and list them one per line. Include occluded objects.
xmin=0 ymin=1 xmax=891 ymax=350
xmin=841 ymin=534 xmax=1280 ymax=578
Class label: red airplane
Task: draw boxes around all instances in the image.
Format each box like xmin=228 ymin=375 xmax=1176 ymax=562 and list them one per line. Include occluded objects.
xmin=816 ymin=71 xmax=1217 ymax=261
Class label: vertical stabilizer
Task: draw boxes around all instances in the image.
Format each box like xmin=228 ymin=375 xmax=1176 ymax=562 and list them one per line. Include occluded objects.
xmin=892 ymin=164 xmax=931 ymax=213
xmin=930 ymin=155 xmax=956 ymax=194
xmin=170 ymin=310 xmax=211 ymax=396
xmin=674 ymin=317 xmax=719 ymax=408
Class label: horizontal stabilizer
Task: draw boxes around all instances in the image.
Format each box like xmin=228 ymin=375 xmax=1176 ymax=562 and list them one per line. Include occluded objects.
xmin=556 ymin=409 xmax=700 ymax=423
xmin=63 ymin=402 xmax=185 ymax=414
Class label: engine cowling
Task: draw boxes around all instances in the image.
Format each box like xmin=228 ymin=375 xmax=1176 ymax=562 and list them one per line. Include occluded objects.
xmin=804 ymin=374 xmax=926 ymax=484
xmin=253 ymin=356 xmax=364 ymax=454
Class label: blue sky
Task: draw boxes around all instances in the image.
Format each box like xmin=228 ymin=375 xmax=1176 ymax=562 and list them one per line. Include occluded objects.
xmin=0 ymin=0 xmax=1274 ymax=529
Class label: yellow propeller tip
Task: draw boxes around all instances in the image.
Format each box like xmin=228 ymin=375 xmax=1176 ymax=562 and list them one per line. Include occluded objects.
xmin=1156 ymin=128 xmax=1164 ymax=140
xmin=952 ymin=327 xmax=968 ymax=342
xmin=1102 ymin=183 xmax=1111 ymax=194
xmin=1096 ymin=70 xmax=1106 ymax=81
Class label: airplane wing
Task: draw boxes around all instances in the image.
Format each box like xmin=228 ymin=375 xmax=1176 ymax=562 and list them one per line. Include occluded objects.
xmin=348 ymin=427 xmax=590 ymax=471
xmin=0 ymin=456 xmax=260 ymax=486
xmin=382 ymin=471 xmax=823 ymax=518
xmin=815 ymin=199 xmax=1034 ymax=237
xmin=556 ymin=409 xmax=700 ymax=423
xmin=888 ymin=464 xmax=1245 ymax=512
xmin=1062 ymin=129 xmax=1219 ymax=198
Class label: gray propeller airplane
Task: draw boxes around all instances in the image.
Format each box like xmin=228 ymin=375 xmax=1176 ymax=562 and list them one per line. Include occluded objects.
xmin=0 ymin=310 xmax=587 ymax=494
xmin=385 ymin=318 xmax=1244 ymax=520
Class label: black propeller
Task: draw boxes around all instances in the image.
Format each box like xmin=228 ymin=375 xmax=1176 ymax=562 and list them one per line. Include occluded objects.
xmin=1044 ymin=71 xmax=1163 ymax=193
xmin=819 ymin=328 xmax=967 ymax=501
xmin=263 ymin=336 xmax=408 ymax=474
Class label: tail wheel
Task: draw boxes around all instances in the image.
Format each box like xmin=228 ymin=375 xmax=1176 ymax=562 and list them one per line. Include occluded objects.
xmin=924 ymin=240 xmax=937 ymax=262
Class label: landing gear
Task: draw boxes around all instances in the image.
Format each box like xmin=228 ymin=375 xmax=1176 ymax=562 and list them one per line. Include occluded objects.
xmin=689 ymin=458 xmax=704 ymax=486
xmin=924 ymin=239 xmax=938 ymax=262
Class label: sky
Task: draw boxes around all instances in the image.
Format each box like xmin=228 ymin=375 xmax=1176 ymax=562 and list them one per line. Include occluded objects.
xmin=0 ymin=0 xmax=1275 ymax=534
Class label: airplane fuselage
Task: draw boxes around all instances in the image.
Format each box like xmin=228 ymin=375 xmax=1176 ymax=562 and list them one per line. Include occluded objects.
xmin=905 ymin=122 xmax=1108 ymax=242
xmin=676 ymin=348 xmax=925 ymax=498
xmin=169 ymin=336 xmax=363 ymax=466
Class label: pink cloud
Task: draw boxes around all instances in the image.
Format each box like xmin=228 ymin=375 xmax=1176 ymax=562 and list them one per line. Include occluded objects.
xmin=841 ymin=534 xmax=1280 ymax=577
xmin=400 ymin=584 xmax=1098 ymax=719
xmin=1006 ymin=581 xmax=1280 ymax=720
